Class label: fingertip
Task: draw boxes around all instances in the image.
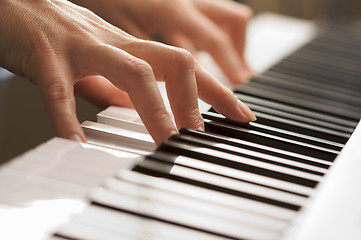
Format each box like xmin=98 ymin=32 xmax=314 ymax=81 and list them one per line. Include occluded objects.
xmin=154 ymin=128 xmax=179 ymax=145
xmin=69 ymin=133 xmax=86 ymax=143
xmin=237 ymin=100 xmax=257 ymax=122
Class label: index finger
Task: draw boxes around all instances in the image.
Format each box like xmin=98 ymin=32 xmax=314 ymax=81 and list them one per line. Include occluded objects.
xmin=81 ymin=44 xmax=178 ymax=144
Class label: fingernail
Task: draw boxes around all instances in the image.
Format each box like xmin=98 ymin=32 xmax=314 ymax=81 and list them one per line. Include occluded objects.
xmin=169 ymin=130 xmax=178 ymax=137
xmin=69 ymin=134 xmax=84 ymax=143
xmin=238 ymin=100 xmax=257 ymax=122
xmin=197 ymin=125 xmax=204 ymax=131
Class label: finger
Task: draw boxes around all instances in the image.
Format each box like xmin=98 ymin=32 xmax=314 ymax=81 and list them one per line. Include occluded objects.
xmin=112 ymin=15 xmax=151 ymax=40
xmin=81 ymin=44 xmax=177 ymax=144
xmin=119 ymin=40 xmax=204 ymax=131
xmin=195 ymin=63 xmax=256 ymax=122
xmin=38 ymin=64 xmax=85 ymax=142
xmin=169 ymin=5 xmax=249 ymax=84
xmin=164 ymin=32 xmax=198 ymax=56
xmin=195 ymin=0 xmax=254 ymax=78
xmin=74 ymin=76 xmax=134 ymax=109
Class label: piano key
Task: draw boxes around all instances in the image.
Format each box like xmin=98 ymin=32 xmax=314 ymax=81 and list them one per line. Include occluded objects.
xmin=145 ymin=151 xmax=315 ymax=197
xmin=236 ymin=83 xmax=361 ymax=121
xmin=57 ymin=205 xmax=233 ymax=240
xmin=251 ymin=74 xmax=361 ymax=106
xmin=106 ymin=106 xmax=144 ymax=120
xmin=97 ymin=109 xmax=148 ymax=134
xmin=180 ymin=128 xmax=332 ymax=169
xmin=269 ymin=61 xmax=361 ymax=92
xmin=81 ymin=121 xmax=155 ymax=154
xmin=202 ymin=112 xmax=344 ymax=151
xmin=116 ymin=170 xmax=296 ymax=221
xmin=156 ymin=142 xmax=322 ymax=186
xmin=134 ymin=158 xmax=302 ymax=211
xmin=49 ymin=237 xmax=71 ymax=240
xmin=264 ymin=71 xmax=361 ymax=99
xmin=204 ymin=119 xmax=338 ymax=161
xmin=103 ymin=178 xmax=288 ymax=231
xmin=246 ymin=109 xmax=349 ymax=144
xmin=282 ymin=54 xmax=361 ymax=81
xmin=304 ymin=41 xmax=361 ymax=64
xmin=91 ymin=187 xmax=282 ymax=240
xmin=236 ymin=93 xmax=357 ymax=131
xmin=56 ymin=221 xmax=142 ymax=240
xmin=204 ymin=119 xmax=340 ymax=155
xmin=169 ymin=134 xmax=327 ymax=175
xmin=271 ymin=60 xmax=361 ymax=88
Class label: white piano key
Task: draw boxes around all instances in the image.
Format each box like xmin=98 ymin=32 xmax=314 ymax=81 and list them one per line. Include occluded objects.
xmin=177 ymin=136 xmax=327 ymax=174
xmin=250 ymin=122 xmax=344 ymax=148
xmin=97 ymin=109 xmax=148 ymax=134
xmin=182 ymin=130 xmax=333 ymax=167
xmin=61 ymin=205 xmax=231 ymax=240
xmin=106 ymin=106 xmax=142 ymax=119
xmin=205 ymin=120 xmax=340 ymax=155
xmin=205 ymin=111 xmax=344 ymax=148
xmin=166 ymin=164 xmax=308 ymax=207
xmin=185 ymin=147 xmax=323 ymax=182
xmin=173 ymin=155 xmax=315 ymax=196
xmin=91 ymin=188 xmax=282 ymax=240
xmin=116 ymin=170 xmax=297 ymax=221
xmin=236 ymin=93 xmax=357 ymax=130
xmin=82 ymin=121 xmax=156 ymax=153
xmin=103 ymin=178 xmax=288 ymax=232
xmin=251 ymin=109 xmax=351 ymax=139
xmin=57 ymin=220 xmax=141 ymax=240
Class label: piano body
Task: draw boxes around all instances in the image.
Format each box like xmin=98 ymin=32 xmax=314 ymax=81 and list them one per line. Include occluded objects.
xmin=0 ymin=13 xmax=361 ymax=240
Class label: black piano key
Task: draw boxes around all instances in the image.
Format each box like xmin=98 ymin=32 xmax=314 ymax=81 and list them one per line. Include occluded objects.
xmin=304 ymin=42 xmax=361 ymax=64
xmin=236 ymin=94 xmax=355 ymax=133
xmin=134 ymin=157 xmax=302 ymax=211
xmin=236 ymin=105 xmax=352 ymax=140
xmin=202 ymin=112 xmax=343 ymax=151
xmin=237 ymin=82 xmax=361 ymax=120
xmin=235 ymin=85 xmax=361 ymax=122
xmin=264 ymin=71 xmax=361 ymax=100
xmin=168 ymin=134 xmax=325 ymax=176
xmin=272 ymin=59 xmax=361 ymax=87
xmin=251 ymin=75 xmax=361 ymax=107
xmin=204 ymin=120 xmax=338 ymax=161
xmin=247 ymin=110 xmax=348 ymax=144
xmin=267 ymin=65 xmax=361 ymax=92
xmin=156 ymin=140 xmax=320 ymax=188
xmin=180 ymin=128 xmax=331 ymax=169
xmin=53 ymin=236 xmax=76 ymax=240
xmin=269 ymin=61 xmax=361 ymax=92
xmin=284 ymin=54 xmax=361 ymax=80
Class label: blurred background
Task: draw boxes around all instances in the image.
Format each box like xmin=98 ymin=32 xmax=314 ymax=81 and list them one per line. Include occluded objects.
xmin=240 ymin=0 xmax=361 ymax=19
xmin=1 ymin=0 xmax=360 ymax=163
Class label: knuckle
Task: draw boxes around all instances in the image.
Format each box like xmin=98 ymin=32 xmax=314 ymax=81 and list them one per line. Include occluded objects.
xmin=43 ymin=83 xmax=72 ymax=103
xmin=210 ymin=34 xmax=232 ymax=50
xmin=235 ymin=5 xmax=253 ymax=22
xmin=168 ymin=47 xmax=195 ymax=69
xmin=126 ymin=57 xmax=153 ymax=79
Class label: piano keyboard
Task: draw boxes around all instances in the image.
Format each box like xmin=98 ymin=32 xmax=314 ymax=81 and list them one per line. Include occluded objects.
xmin=47 ymin=21 xmax=361 ymax=240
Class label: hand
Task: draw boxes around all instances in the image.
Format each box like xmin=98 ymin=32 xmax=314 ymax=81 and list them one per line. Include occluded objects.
xmin=73 ymin=0 xmax=254 ymax=85
xmin=0 ymin=0 xmax=255 ymax=145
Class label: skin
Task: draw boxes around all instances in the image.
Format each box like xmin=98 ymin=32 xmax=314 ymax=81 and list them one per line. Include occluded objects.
xmin=0 ymin=0 xmax=256 ymax=145
xmin=72 ymin=0 xmax=254 ymax=84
